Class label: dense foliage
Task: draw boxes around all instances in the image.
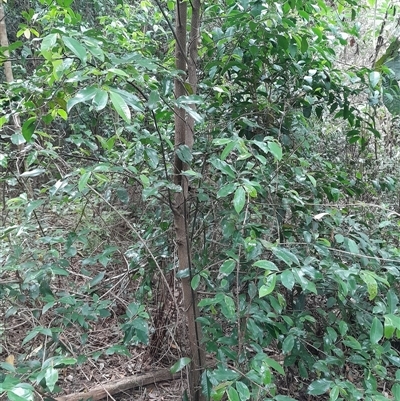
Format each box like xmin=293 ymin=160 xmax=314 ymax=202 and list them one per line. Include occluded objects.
xmin=2 ymin=0 xmax=400 ymax=400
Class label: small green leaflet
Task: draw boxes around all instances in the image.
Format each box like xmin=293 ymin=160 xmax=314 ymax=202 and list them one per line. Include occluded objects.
xmin=62 ymin=36 xmax=87 ymax=63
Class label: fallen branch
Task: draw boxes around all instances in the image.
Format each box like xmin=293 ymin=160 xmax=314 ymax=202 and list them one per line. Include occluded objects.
xmin=55 ymin=368 xmax=181 ymax=401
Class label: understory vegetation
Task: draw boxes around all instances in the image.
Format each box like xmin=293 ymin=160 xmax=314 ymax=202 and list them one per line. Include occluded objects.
xmin=2 ymin=0 xmax=400 ymax=400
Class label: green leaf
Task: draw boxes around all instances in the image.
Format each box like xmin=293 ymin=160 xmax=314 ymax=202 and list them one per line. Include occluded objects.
xmin=235 ymin=381 xmax=250 ymax=400
xmin=41 ymin=33 xmax=57 ymax=52
xmin=176 ymin=145 xmax=193 ymax=163
xmin=20 ymin=168 xmax=45 ymax=178
xmin=191 ymin=274 xmax=200 ymax=290
xmin=253 ymin=260 xmax=279 ymax=271
xmin=109 ymin=91 xmax=131 ymax=123
xmin=217 ymin=183 xmax=237 ymax=198
xmin=272 ymin=247 xmax=299 ymax=266
xmin=67 ymin=86 xmax=97 ymax=112
xmin=62 ymin=36 xmax=87 ymax=63
xmin=210 ymin=159 xmax=236 ymax=179
xmin=89 ymin=271 xmax=105 ymax=288
xmin=370 ymin=317 xmax=383 ymax=344
xmin=220 ymin=295 xmax=236 ymax=320
xmin=282 ymin=334 xmax=295 ymax=353
xmin=219 ymin=259 xmax=236 ymax=277
xmin=201 ymin=371 xmax=212 ymax=400
xmin=233 ymin=186 xmax=246 ymax=214
xmin=93 ymin=89 xmax=108 ymax=111
xmin=369 ymin=71 xmax=380 ymax=89
xmin=79 ymin=171 xmax=91 ymax=192
xmin=280 ymin=270 xmax=295 ymax=290
xmin=360 ymin=270 xmax=378 ymax=300
xmin=329 ymin=385 xmax=340 ymax=401
xmin=170 ymin=357 xmax=191 ymax=373
xmin=259 ymin=274 xmax=277 ymax=298
xmin=301 ymin=36 xmax=308 ymax=53
xmin=308 ymin=379 xmax=332 ymax=396
xmin=268 ymin=141 xmax=282 ymax=161
xmin=265 ymin=356 xmax=285 ymax=375
xmin=7 ymin=387 xmax=34 ymax=401
xmin=221 ymin=140 xmax=236 ymax=161
xmin=44 ymin=366 xmax=58 ymax=391
xmin=275 ymin=396 xmax=298 ymax=401
xmin=147 ymin=90 xmax=160 ymax=110
xmin=344 ymin=237 xmax=359 ymax=254
xmin=22 ymin=117 xmax=36 ymax=141
xmin=227 ymin=386 xmax=239 ymax=401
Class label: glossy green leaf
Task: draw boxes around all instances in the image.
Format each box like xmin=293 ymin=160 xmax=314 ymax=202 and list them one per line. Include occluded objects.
xmin=219 ymin=259 xmax=236 ymax=277
xmin=21 ymin=117 xmax=36 ymax=141
xmin=308 ymin=379 xmax=332 ymax=395
xmin=272 ymin=247 xmax=299 ymax=266
xmin=265 ymin=356 xmax=284 ymax=375
xmin=235 ymin=381 xmax=250 ymax=400
xmin=282 ymin=334 xmax=295 ymax=353
xmin=148 ymin=90 xmax=160 ymax=110
xmin=93 ymin=89 xmax=108 ymax=111
xmin=344 ymin=237 xmax=359 ymax=254
xmin=329 ymin=385 xmax=340 ymax=401
xmin=275 ymin=396 xmax=298 ymax=401
xmin=233 ymin=186 xmax=246 ymax=214
xmin=268 ymin=141 xmax=283 ymax=161
xmin=79 ymin=171 xmax=91 ymax=192
xmin=62 ymin=36 xmax=87 ymax=63
xmin=176 ymin=145 xmax=193 ymax=163
xmin=170 ymin=357 xmax=191 ymax=373
xmin=253 ymin=260 xmax=279 ymax=271
xmin=370 ymin=317 xmax=383 ymax=344
xmin=67 ymin=86 xmax=97 ymax=112
xmin=41 ymin=33 xmax=57 ymax=52
xmin=44 ymin=366 xmax=58 ymax=391
xmin=211 ymin=159 xmax=236 ymax=178
xmin=360 ymin=270 xmax=378 ymax=300
xmin=109 ymin=91 xmax=131 ymax=123
xmin=369 ymin=71 xmax=380 ymax=89
xmin=227 ymin=386 xmax=239 ymax=401
xmin=280 ymin=270 xmax=295 ymax=290
xmin=217 ymin=183 xmax=237 ymax=198
xmin=259 ymin=274 xmax=277 ymax=298
xmin=191 ymin=274 xmax=200 ymax=290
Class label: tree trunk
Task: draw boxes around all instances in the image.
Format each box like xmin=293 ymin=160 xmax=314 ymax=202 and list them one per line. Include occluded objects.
xmin=0 ymin=0 xmax=30 ymax=192
xmin=173 ymin=1 xmax=205 ymax=400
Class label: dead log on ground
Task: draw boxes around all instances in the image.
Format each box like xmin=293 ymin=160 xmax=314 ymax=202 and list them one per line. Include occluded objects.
xmin=55 ymin=368 xmax=181 ymax=401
